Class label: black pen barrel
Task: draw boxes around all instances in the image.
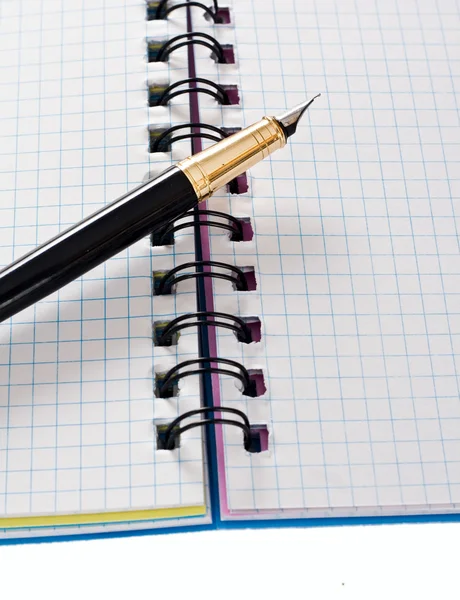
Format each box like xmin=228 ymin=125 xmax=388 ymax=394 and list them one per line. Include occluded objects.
xmin=0 ymin=166 xmax=198 ymax=323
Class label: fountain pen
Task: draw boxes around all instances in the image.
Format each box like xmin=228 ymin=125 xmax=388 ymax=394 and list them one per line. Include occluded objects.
xmin=0 ymin=96 xmax=319 ymax=323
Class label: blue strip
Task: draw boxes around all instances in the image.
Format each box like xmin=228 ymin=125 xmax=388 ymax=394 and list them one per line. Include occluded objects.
xmin=5 ymin=508 xmax=460 ymax=546
xmin=0 ymin=521 xmax=215 ymax=546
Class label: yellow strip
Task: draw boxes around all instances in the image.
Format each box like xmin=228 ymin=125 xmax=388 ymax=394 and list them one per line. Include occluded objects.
xmin=0 ymin=504 xmax=206 ymax=529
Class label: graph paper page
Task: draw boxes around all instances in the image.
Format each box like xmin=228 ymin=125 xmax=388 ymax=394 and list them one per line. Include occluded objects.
xmin=0 ymin=0 xmax=208 ymax=531
xmin=195 ymin=0 xmax=460 ymax=516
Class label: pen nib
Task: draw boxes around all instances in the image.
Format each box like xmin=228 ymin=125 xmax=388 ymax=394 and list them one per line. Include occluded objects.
xmin=275 ymin=94 xmax=321 ymax=138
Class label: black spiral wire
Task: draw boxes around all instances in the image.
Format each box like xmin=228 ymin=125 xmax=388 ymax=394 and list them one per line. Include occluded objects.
xmin=150 ymin=0 xmax=260 ymax=452
xmin=159 ymin=407 xmax=252 ymax=451
xmin=154 ymin=311 xmax=253 ymax=346
xmin=151 ymin=209 xmax=244 ymax=245
xmin=154 ymin=0 xmax=220 ymax=22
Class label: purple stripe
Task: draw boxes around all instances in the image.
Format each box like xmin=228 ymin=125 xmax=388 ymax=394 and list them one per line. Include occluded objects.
xmin=185 ymin=4 xmax=230 ymax=516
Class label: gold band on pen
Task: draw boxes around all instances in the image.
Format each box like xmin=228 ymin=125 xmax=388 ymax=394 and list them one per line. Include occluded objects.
xmin=177 ymin=116 xmax=286 ymax=203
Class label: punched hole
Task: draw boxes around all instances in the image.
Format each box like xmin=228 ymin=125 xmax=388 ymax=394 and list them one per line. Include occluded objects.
xmin=247 ymin=425 xmax=269 ymax=453
xmin=212 ymin=44 xmax=234 ymax=64
xmin=151 ymin=228 xmax=174 ymax=247
xmin=146 ymin=1 xmax=167 ymax=20
xmin=238 ymin=267 xmax=256 ymax=292
xmin=221 ymin=85 xmax=240 ymax=105
xmin=153 ymin=321 xmax=179 ymax=347
xmin=233 ymin=218 xmax=253 ymax=242
xmin=155 ymin=372 xmax=178 ymax=398
xmin=148 ymin=83 xmax=168 ymax=107
xmin=204 ymin=6 xmax=231 ymax=23
xmin=242 ymin=369 xmax=266 ymax=398
xmin=156 ymin=424 xmax=180 ymax=450
xmin=240 ymin=317 xmax=261 ymax=343
xmin=147 ymin=38 xmax=167 ymax=62
xmin=228 ymin=173 xmax=248 ymax=195
xmin=153 ymin=271 xmax=173 ymax=296
xmin=148 ymin=127 xmax=172 ymax=153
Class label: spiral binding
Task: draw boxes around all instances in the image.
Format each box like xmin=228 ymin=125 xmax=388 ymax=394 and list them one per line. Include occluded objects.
xmin=154 ymin=311 xmax=253 ymax=346
xmin=152 ymin=32 xmax=227 ymax=63
xmin=150 ymin=122 xmax=228 ymax=152
xmin=158 ymin=407 xmax=252 ymax=451
xmin=154 ymin=260 xmax=249 ymax=295
xmin=153 ymin=0 xmax=221 ymax=23
xmin=150 ymin=77 xmax=231 ymax=106
xmin=149 ymin=0 xmax=263 ymax=453
xmin=151 ymin=209 xmax=244 ymax=245
xmin=157 ymin=357 xmax=257 ymax=398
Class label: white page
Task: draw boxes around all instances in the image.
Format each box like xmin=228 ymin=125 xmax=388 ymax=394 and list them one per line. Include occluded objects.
xmin=0 ymin=0 xmax=208 ymax=533
xmin=194 ymin=0 xmax=460 ymax=516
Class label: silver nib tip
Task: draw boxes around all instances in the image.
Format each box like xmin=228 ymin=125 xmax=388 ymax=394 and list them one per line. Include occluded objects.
xmin=275 ymin=94 xmax=321 ymax=138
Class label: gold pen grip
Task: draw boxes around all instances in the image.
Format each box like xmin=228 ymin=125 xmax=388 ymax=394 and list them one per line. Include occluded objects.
xmin=177 ymin=116 xmax=286 ymax=202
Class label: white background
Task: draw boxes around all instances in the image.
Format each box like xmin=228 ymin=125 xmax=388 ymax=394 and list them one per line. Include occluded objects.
xmin=1 ymin=525 xmax=460 ymax=598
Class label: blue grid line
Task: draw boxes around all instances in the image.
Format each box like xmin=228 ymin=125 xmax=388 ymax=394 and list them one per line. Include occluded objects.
xmin=28 ymin=0 xmax=44 ymax=517
xmin=393 ymin=0 xmax=455 ymax=503
xmin=295 ymin=0 xmax=334 ymax=513
xmin=54 ymin=0 xmax=65 ymax=518
xmin=353 ymin=0 xmax=407 ymax=507
xmin=123 ymin=0 xmax=134 ymax=512
xmin=311 ymin=0 xmax=357 ymax=508
xmin=79 ymin=0 xmax=86 ymax=516
xmin=242 ymin=0 xmax=277 ymax=511
xmin=101 ymin=0 xmax=108 ymax=514
xmin=376 ymin=0 xmax=436 ymax=504
xmin=272 ymin=0 xmax=307 ymax=510
xmin=3 ymin=0 xmax=24 ymax=518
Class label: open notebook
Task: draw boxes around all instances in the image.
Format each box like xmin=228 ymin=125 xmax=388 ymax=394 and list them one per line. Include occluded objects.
xmin=0 ymin=0 xmax=459 ymax=543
